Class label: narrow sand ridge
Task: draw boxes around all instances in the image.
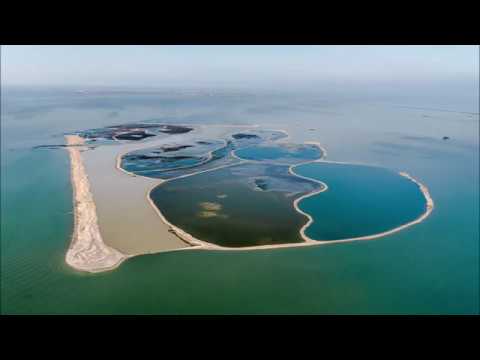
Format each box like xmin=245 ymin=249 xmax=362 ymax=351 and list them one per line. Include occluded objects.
xmin=287 ymin=147 xmax=435 ymax=244
xmin=65 ymin=135 xmax=127 ymax=273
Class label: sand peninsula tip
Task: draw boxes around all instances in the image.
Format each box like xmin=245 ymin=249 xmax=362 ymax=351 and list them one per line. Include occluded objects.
xmin=65 ymin=135 xmax=128 ymax=273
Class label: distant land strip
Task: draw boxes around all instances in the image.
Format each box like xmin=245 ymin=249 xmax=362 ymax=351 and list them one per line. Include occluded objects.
xmin=396 ymin=105 xmax=479 ymax=115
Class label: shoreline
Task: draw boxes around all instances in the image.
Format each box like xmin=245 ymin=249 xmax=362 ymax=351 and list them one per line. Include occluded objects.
xmin=288 ymin=162 xmax=329 ymax=243
xmin=290 ymin=143 xmax=435 ymax=244
xmin=65 ymin=135 xmax=128 ymax=273
xmin=131 ymin=139 xmax=229 ymax=175
xmin=289 ymin=165 xmax=435 ymax=245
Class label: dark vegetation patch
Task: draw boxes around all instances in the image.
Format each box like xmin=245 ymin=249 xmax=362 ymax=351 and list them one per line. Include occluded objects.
xmin=79 ymin=123 xmax=193 ymax=142
xmin=106 ymin=123 xmax=159 ymax=129
xmin=232 ymin=133 xmax=260 ymax=139
xmin=158 ymin=156 xmax=196 ymax=162
xmin=157 ymin=125 xmax=193 ymax=134
xmin=33 ymin=144 xmax=84 ymax=149
xmin=161 ymin=145 xmax=193 ymax=152
xmin=115 ymin=131 xmax=156 ymax=140
xmin=124 ymin=154 xmax=195 ymax=161
xmin=254 ymin=178 xmax=269 ymax=191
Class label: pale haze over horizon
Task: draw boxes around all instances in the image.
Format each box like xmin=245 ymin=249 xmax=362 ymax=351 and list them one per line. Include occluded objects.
xmin=2 ymin=45 xmax=479 ymax=111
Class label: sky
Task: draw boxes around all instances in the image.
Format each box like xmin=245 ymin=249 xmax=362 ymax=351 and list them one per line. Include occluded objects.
xmin=1 ymin=45 xmax=479 ymax=111
xmin=2 ymin=45 xmax=478 ymax=88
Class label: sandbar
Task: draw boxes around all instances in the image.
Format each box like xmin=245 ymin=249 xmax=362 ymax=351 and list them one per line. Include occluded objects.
xmin=65 ymin=135 xmax=127 ymax=273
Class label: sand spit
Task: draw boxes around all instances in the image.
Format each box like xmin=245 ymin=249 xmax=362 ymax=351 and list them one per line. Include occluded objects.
xmin=65 ymin=135 xmax=128 ymax=273
xmin=288 ymin=162 xmax=328 ymax=243
xmin=304 ymin=141 xmax=327 ymax=158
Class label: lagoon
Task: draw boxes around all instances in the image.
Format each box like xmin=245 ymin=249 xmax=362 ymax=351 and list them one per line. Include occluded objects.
xmin=294 ymin=162 xmax=427 ymax=240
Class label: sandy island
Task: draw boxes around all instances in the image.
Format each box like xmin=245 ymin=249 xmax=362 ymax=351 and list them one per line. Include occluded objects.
xmin=65 ymin=126 xmax=436 ymax=272
xmin=65 ymin=135 xmax=128 ymax=273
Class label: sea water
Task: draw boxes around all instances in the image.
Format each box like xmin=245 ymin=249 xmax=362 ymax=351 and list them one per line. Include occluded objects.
xmin=1 ymin=87 xmax=478 ymax=314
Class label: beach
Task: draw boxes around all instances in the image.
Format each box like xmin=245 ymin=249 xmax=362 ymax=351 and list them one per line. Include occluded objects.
xmin=65 ymin=135 xmax=128 ymax=273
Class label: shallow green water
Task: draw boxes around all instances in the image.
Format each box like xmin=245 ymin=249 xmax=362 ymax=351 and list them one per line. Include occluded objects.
xmin=295 ymin=163 xmax=426 ymax=240
xmin=1 ymin=88 xmax=478 ymax=314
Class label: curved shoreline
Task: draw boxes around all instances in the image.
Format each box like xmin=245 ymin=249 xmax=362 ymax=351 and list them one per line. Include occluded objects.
xmin=288 ymin=162 xmax=329 ymax=243
xmin=65 ymin=135 xmax=128 ymax=273
xmin=143 ymin=135 xmax=435 ymax=251
xmin=289 ymin=166 xmax=435 ymax=245
xmin=289 ymin=141 xmax=435 ymax=244
xmin=130 ymin=139 xmax=228 ymax=175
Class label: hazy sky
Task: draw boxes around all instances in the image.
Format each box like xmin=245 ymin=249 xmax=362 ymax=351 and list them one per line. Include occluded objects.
xmin=2 ymin=45 xmax=478 ymax=89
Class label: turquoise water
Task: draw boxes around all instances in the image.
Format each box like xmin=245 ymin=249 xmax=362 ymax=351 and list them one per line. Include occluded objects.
xmin=295 ymin=163 xmax=426 ymax=240
xmin=1 ymin=88 xmax=478 ymax=314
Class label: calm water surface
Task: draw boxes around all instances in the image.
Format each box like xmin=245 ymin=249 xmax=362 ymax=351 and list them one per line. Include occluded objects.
xmin=1 ymin=88 xmax=478 ymax=314
xmin=151 ymin=162 xmax=318 ymax=247
xmin=295 ymin=163 xmax=426 ymax=240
